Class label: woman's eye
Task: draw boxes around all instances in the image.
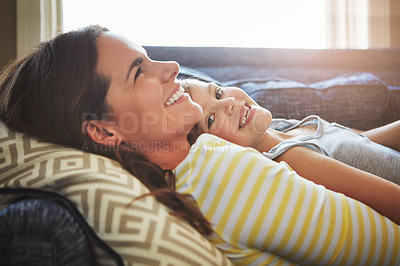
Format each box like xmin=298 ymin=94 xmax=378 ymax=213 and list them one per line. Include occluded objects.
xmin=207 ymin=113 xmax=215 ymax=128
xmin=215 ymin=88 xmax=223 ymax=100
xmin=134 ymin=67 xmax=142 ymax=81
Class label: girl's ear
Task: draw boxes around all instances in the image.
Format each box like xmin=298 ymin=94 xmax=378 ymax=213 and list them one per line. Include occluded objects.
xmin=82 ymin=120 xmax=122 ymax=146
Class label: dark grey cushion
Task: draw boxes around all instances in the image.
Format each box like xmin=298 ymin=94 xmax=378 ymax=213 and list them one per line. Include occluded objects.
xmin=179 ymin=67 xmax=390 ymax=130
xmin=235 ymin=73 xmax=389 ymax=130
xmin=386 ymin=86 xmax=400 ymax=122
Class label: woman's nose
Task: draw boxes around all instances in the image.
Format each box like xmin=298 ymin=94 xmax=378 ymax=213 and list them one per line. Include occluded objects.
xmin=220 ymin=97 xmax=235 ymax=115
xmin=155 ymin=60 xmax=179 ymax=83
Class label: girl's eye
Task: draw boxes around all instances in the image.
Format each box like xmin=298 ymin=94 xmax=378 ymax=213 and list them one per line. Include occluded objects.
xmin=215 ymin=88 xmax=223 ymax=100
xmin=207 ymin=113 xmax=215 ymax=128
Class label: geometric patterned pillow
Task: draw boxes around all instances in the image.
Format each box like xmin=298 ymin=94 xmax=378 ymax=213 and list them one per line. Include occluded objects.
xmin=0 ymin=122 xmax=232 ymax=266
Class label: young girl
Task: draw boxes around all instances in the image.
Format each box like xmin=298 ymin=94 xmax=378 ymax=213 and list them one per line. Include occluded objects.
xmin=182 ymin=79 xmax=400 ymax=217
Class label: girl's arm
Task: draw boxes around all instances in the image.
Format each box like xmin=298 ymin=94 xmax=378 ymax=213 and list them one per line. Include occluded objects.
xmin=362 ymin=120 xmax=400 ymax=151
xmin=276 ymin=145 xmax=400 ymax=224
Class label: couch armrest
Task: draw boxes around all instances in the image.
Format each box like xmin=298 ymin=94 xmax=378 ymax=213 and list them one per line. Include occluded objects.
xmin=0 ymin=189 xmax=123 ymax=266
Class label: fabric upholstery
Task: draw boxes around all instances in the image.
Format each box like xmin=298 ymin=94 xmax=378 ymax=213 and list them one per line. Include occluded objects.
xmin=179 ymin=67 xmax=390 ymax=130
xmin=147 ymin=46 xmax=400 ymax=86
xmin=150 ymin=46 xmax=399 ymax=130
xmin=236 ymin=73 xmax=389 ymax=130
xmin=0 ymin=198 xmax=94 ymax=266
xmin=0 ymin=122 xmax=232 ymax=266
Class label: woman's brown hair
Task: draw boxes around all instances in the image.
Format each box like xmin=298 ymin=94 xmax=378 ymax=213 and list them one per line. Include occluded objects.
xmin=0 ymin=25 xmax=212 ymax=235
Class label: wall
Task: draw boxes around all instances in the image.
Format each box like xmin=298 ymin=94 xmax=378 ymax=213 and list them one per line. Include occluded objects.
xmin=0 ymin=0 xmax=17 ymax=69
xmin=391 ymin=0 xmax=400 ymax=47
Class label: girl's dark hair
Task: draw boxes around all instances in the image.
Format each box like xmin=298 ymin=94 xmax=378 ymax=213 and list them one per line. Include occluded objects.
xmin=182 ymin=79 xmax=204 ymax=146
xmin=187 ymin=123 xmax=202 ymax=146
xmin=0 ymin=25 xmax=212 ymax=235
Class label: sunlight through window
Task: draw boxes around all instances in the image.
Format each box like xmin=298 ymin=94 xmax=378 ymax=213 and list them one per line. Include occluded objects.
xmin=63 ymin=0 xmax=326 ymax=48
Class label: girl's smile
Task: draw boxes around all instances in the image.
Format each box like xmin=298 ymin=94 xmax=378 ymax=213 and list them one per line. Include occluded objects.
xmin=182 ymin=79 xmax=272 ymax=149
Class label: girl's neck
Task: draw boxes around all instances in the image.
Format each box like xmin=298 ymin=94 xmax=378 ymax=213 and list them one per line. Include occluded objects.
xmin=253 ymin=129 xmax=292 ymax=153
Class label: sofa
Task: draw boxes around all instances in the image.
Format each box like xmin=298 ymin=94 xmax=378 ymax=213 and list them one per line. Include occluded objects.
xmin=1 ymin=47 xmax=399 ymax=265
xmin=147 ymin=46 xmax=400 ymax=131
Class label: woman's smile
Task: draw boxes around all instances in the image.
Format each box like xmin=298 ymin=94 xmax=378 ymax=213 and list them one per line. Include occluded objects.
xmin=164 ymin=86 xmax=187 ymax=107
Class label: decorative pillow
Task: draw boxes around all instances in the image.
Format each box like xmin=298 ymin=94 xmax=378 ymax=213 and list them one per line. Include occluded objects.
xmin=232 ymin=73 xmax=389 ymax=130
xmin=0 ymin=122 xmax=232 ymax=266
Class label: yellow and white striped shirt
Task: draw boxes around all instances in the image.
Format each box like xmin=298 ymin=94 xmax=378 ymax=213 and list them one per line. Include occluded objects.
xmin=175 ymin=134 xmax=400 ymax=265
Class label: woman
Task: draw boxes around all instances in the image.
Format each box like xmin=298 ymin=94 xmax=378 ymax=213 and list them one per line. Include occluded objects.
xmin=0 ymin=25 xmax=210 ymax=234
xmin=0 ymin=26 xmax=399 ymax=265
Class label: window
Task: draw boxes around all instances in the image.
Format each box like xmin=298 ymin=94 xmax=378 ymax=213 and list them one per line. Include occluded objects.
xmin=17 ymin=0 xmax=63 ymax=56
xmin=63 ymin=0 xmax=327 ymax=49
xmin=19 ymin=0 xmax=396 ymax=52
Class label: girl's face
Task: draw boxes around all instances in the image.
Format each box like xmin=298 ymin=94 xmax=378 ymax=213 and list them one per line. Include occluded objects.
xmin=184 ymin=79 xmax=272 ymax=148
xmin=96 ymin=33 xmax=202 ymax=150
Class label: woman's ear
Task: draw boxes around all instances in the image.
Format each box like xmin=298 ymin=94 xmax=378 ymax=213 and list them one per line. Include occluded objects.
xmin=82 ymin=120 xmax=121 ymax=146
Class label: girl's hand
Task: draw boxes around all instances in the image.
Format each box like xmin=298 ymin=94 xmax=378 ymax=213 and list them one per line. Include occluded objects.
xmin=363 ymin=120 xmax=400 ymax=152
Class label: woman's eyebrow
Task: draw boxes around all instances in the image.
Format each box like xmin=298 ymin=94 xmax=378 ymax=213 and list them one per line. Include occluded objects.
xmin=125 ymin=57 xmax=143 ymax=82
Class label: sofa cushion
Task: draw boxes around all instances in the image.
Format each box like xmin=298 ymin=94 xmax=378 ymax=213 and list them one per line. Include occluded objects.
xmin=0 ymin=122 xmax=232 ymax=266
xmin=178 ymin=67 xmax=389 ymax=130
xmin=229 ymin=73 xmax=390 ymax=130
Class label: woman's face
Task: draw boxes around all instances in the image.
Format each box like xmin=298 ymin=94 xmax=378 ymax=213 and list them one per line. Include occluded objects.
xmin=96 ymin=33 xmax=202 ymax=148
xmin=184 ymin=79 xmax=272 ymax=148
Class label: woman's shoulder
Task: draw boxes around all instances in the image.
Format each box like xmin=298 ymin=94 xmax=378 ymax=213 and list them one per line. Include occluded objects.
xmin=191 ymin=133 xmax=260 ymax=155
xmin=176 ymin=133 xmax=286 ymax=174
xmin=174 ymin=133 xmax=297 ymax=193
xmin=194 ymin=133 xmax=228 ymax=146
